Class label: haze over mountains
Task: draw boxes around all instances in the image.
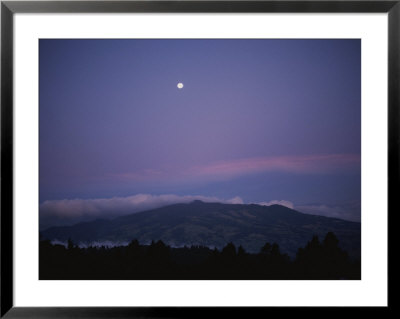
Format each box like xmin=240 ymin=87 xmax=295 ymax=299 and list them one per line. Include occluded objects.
xmin=41 ymin=201 xmax=361 ymax=258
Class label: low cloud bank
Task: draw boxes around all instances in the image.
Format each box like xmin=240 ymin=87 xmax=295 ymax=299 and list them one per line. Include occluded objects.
xmin=257 ymin=200 xmax=295 ymax=209
xmin=40 ymin=194 xmax=244 ymax=229
xmin=256 ymin=200 xmax=360 ymax=222
xmin=295 ymin=202 xmax=361 ymax=222
xmin=40 ymin=194 xmax=360 ymax=230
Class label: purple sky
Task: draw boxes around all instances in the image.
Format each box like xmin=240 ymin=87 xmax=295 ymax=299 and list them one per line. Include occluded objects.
xmin=39 ymin=39 xmax=361 ymax=226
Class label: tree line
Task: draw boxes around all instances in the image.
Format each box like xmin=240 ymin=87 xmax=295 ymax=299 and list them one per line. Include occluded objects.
xmin=39 ymin=232 xmax=360 ymax=280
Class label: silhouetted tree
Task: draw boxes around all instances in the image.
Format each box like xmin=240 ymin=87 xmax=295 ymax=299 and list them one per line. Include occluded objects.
xmin=67 ymin=238 xmax=76 ymax=250
xmin=221 ymin=242 xmax=236 ymax=262
xmin=237 ymin=245 xmax=246 ymax=257
xmin=271 ymin=243 xmax=280 ymax=257
xmin=39 ymin=232 xmax=359 ymax=280
xmin=321 ymin=232 xmax=350 ymax=279
xmin=260 ymin=242 xmax=272 ymax=255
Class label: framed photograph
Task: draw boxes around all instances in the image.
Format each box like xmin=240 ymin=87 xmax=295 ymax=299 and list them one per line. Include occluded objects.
xmin=1 ymin=0 xmax=395 ymax=316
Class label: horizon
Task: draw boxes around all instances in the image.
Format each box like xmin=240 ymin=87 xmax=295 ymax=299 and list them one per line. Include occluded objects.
xmin=40 ymin=197 xmax=361 ymax=262
xmin=40 ymin=196 xmax=360 ymax=231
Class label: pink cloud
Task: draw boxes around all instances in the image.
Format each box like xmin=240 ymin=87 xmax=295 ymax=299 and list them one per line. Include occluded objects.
xmin=110 ymin=153 xmax=360 ymax=183
xmin=189 ymin=154 xmax=360 ymax=178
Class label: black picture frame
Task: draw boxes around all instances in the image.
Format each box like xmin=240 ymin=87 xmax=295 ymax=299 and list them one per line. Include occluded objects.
xmin=1 ymin=0 xmax=395 ymax=317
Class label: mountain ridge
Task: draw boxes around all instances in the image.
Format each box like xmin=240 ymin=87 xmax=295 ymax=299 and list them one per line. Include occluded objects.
xmin=41 ymin=201 xmax=361 ymax=258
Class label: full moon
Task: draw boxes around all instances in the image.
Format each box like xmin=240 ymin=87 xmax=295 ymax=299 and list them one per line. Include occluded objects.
xmin=177 ymin=82 xmax=184 ymax=89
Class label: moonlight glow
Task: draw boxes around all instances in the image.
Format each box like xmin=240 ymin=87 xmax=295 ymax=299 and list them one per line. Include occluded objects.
xmin=177 ymin=82 xmax=184 ymax=89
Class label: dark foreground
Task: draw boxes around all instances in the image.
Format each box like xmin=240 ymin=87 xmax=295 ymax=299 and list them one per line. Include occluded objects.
xmin=39 ymin=232 xmax=360 ymax=280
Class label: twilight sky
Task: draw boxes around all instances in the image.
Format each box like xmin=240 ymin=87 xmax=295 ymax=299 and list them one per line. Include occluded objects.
xmin=39 ymin=39 xmax=361 ymax=227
